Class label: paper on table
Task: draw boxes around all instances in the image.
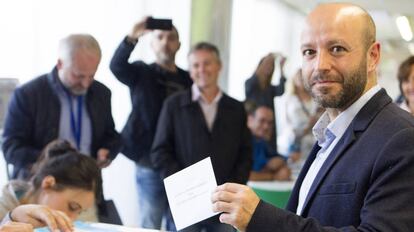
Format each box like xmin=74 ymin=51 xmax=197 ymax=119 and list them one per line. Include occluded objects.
xmin=164 ymin=157 xmax=219 ymax=230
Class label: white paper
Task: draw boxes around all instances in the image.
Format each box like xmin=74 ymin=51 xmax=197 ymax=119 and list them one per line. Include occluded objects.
xmin=164 ymin=157 xmax=218 ymax=230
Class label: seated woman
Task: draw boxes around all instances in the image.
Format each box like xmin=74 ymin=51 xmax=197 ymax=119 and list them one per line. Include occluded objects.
xmin=397 ymin=56 xmax=414 ymax=114
xmin=0 ymin=139 xmax=102 ymax=232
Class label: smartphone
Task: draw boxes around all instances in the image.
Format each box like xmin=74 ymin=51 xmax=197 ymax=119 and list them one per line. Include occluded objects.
xmin=146 ymin=17 xmax=173 ymax=30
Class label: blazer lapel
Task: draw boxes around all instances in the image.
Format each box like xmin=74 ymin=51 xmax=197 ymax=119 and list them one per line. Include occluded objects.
xmin=300 ymin=128 xmax=356 ymax=215
xmin=286 ymin=143 xmax=320 ymax=212
xmin=183 ymin=90 xmax=211 ymax=135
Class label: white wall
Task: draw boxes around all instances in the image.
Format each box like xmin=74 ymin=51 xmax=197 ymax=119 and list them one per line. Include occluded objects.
xmin=228 ymin=0 xmax=305 ymax=101
xmin=0 ymin=0 xmax=191 ymax=226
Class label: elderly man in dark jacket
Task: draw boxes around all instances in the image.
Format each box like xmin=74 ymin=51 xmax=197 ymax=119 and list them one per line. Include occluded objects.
xmin=2 ymin=34 xmax=122 ymax=179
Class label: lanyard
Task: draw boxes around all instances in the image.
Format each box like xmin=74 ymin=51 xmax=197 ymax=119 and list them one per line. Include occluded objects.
xmin=65 ymin=92 xmax=83 ymax=150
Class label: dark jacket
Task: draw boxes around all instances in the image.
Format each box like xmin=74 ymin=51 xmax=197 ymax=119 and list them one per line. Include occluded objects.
xmin=151 ymin=90 xmax=252 ymax=185
xmin=110 ymin=37 xmax=192 ymax=166
xmin=244 ymin=74 xmax=286 ymax=111
xmin=247 ymin=89 xmax=414 ymax=231
xmin=2 ymin=68 xmax=122 ymax=178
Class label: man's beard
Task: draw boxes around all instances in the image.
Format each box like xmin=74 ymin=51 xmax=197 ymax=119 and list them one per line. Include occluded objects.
xmin=304 ymin=62 xmax=367 ymax=109
xmin=62 ymin=81 xmax=87 ymax=96
xmin=157 ymin=50 xmax=175 ymax=64
xmin=69 ymin=87 xmax=87 ymax=96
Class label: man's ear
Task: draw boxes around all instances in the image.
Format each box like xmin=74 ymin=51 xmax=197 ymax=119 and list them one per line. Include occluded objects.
xmin=41 ymin=175 xmax=56 ymax=189
xmin=367 ymin=42 xmax=381 ymax=73
xmin=57 ymin=59 xmax=63 ymax=70
xmin=247 ymin=115 xmax=254 ymax=129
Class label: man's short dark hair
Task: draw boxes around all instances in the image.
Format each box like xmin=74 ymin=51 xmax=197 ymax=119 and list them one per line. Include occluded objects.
xmin=188 ymin=42 xmax=221 ymax=63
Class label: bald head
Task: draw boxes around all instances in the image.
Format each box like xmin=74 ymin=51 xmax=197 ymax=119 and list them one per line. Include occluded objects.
xmin=305 ymin=3 xmax=376 ymax=51
xmin=300 ymin=3 xmax=381 ymax=113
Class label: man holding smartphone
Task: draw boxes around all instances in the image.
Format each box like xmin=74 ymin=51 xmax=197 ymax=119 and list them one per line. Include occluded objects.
xmin=110 ymin=17 xmax=192 ymax=230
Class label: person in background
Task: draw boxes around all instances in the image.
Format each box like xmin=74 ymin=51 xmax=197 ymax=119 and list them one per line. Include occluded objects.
xmin=245 ymin=53 xmax=287 ymax=151
xmin=397 ymin=56 xmax=414 ymax=115
xmin=247 ymin=105 xmax=290 ymax=181
xmin=2 ymin=34 xmax=122 ymax=180
xmin=152 ymin=42 xmax=252 ymax=232
xmin=110 ymin=17 xmax=192 ymax=230
xmin=0 ymin=140 xmax=102 ymax=232
xmin=285 ymin=69 xmax=323 ymax=165
xmin=212 ymin=3 xmax=414 ymax=231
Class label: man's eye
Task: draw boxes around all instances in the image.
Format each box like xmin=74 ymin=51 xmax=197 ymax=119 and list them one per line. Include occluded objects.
xmin=331 ymin=46 xmax=346 ymax=53
xmin=302 ymin=49 xmax=316 ymax=57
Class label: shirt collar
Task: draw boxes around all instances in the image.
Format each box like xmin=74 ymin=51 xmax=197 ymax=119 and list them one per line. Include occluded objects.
xmin=399 ymin=101 xmax=411 ymax=113
xmin=191 ymin=83 xmax=222 ymax=104
xmin=313 ymin=84 xmax=381 ymax=147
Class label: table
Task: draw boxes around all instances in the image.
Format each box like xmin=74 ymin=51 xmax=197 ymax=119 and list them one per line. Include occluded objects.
xmin=34 ymin=221 xmax=160 ymax=232
xmin=248 ymin=180 xmax=295 ymax=208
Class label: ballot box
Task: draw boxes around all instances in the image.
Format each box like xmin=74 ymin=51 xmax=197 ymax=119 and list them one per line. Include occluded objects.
xmin=248 ymin=180 xmax=295 ymax=208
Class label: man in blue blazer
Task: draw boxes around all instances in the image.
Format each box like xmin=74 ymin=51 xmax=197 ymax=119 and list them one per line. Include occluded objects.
xmin=212 ymin=3 xmax=414 ymax=231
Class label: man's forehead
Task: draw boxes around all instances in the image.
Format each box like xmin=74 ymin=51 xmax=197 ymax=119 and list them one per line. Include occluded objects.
xmin=305 ymin=4 xmax=366 ymax=30
xmin=189 ymin=50 xmax=218 ymax=61
xmin=300 ymin=8 xmax=365 ymax=45
xmin=308 ymin=3 xmax=366 ymax=20
xmin=256 ymin=107 xmax=273 ymax=117
xmin=153 ymin=29 xmax=178 ymax=38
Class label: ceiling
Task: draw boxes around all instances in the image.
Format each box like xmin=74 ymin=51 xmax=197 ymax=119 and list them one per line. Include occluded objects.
xmin=280 ymin=0 xmax=414 ymax=54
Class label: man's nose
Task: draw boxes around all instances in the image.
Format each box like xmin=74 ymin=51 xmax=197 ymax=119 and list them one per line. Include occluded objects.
xmin=196 ymin=64 xmax=206 ymax=73
xmin=160 ymin=37 xmax=169 ymax=47
xmin=316 ymin=50 xmax=331 ymax=72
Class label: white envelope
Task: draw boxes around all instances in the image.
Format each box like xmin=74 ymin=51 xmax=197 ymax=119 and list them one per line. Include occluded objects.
xmin=164 ymin=157 xmax=219 ymax=230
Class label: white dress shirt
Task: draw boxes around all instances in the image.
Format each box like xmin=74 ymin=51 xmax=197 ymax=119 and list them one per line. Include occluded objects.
xmin=399 ymin=101 xmax=412 ymax=114
xmin=296 ymin=85 xmax=381 ymax=215
xmin=191 ymin=84 xmax=223 ymax=131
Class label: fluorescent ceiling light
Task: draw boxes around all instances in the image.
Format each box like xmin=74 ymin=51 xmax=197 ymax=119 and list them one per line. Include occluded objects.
xmin=396 ymin=16 xmax=413 ymax=42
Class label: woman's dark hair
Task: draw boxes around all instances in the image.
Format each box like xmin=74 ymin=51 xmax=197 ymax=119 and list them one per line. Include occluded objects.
xmin=31 ymin=140 xmax=77 ymax=175
xmin=397 ymin=56 xmax=414 ymax=101
xmin=30 ymin=140 xmax=102 ymax=202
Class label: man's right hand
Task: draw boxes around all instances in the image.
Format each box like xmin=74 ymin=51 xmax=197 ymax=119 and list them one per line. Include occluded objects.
xmin=128 ymin=16 xmax=151 ymax=40
xmin=211 ymin=183 xmax=260 ymax=232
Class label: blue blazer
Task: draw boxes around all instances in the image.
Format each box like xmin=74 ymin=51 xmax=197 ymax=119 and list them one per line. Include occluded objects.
xmin=247 ymin=89 xmax=414 ymax=231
